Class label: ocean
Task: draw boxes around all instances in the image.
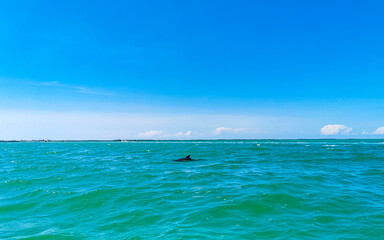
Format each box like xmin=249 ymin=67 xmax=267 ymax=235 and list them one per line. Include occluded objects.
xmin=1 ymin=140 xmax=383 ymax=239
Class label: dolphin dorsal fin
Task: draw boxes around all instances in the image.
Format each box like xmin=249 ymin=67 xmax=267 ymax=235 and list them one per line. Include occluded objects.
xmin=186 ymin=155 xmax=191 ymax=159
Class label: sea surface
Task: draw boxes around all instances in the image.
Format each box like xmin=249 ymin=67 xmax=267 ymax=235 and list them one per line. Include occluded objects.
xmin=1 ymin=140 xmax=383 ymax=239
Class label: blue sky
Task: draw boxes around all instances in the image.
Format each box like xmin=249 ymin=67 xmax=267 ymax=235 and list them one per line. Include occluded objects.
xmin=0 ymin=0 xmax=384 ymax=139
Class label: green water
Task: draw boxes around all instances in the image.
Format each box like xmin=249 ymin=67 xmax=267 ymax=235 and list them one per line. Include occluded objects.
xmin=1 ymin=140 xmax=383 ymax=239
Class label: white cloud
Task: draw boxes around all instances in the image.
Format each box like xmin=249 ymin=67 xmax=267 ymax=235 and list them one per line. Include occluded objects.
xmin=139 ymin=130 xmax=163 ymax=138
xmin=175 ymin=130 xmax=191 ymax=137
xmin=175 ymin=132 xmax=183 ymax=137
xmin=213 ymin=127 xmax=245 ymax=135
xmin=373 ymin=127 xmax=384 ymax=135
xmin=40 ymin=81 xmax=67 ymax=87
xmin=177 ymin=130 xmax=191 ymax=136
xmin=139 ymin=130 xmax=192 ymax=138
xmin=362 ymin=131 xmax=369 ymax=135
xmin=32 ymin=81 xmax=115 ymax=96
xmin=321 ymin=124 xmax=352 ymax=135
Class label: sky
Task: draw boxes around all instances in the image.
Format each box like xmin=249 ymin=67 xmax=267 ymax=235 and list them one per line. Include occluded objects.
xmin=0 ymin=0 xmax=384 ymax=140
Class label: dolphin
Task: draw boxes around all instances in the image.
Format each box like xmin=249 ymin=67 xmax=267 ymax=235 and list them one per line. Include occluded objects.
xmin=173 ymin=155 xmax=198 ymax=162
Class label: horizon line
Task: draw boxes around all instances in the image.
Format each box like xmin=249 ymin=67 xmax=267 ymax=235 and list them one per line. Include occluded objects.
xmin=1 ymin=138 xmax=383 ymax=142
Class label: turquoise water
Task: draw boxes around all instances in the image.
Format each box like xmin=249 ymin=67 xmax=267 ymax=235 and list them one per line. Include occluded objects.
xmin=1 ymin=140 xmax=383 ymax=239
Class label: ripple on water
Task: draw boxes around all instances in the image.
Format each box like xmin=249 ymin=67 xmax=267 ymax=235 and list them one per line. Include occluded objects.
xmin=1 ymin=140 xmax=384 ymax=239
